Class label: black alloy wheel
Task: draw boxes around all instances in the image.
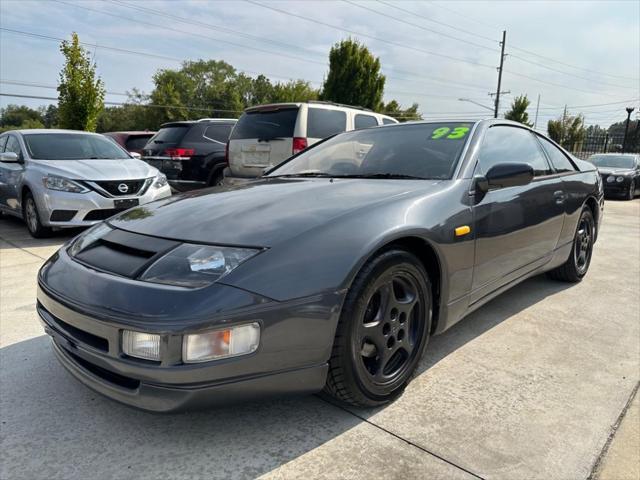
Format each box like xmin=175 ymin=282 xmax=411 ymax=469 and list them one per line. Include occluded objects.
xmin=325 ymin=249 xmax=431 ymax=407
xmin=548 ymin=206 xmax=594 ymax=282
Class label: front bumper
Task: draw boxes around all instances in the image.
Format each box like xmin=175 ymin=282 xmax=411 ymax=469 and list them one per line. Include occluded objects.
xmin=37 ymin=250 xmax=339 ymax=411
xmin=38 ymin=183 xmax=172 ymax=228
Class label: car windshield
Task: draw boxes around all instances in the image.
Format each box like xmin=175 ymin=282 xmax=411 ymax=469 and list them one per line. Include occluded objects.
xmin=24 ymin=133 xmax=130 ymax=160
xmin=588 ymin=155 xmax=636 ymax=169
xmin=267 ymin=122 xmax=474 ymax=180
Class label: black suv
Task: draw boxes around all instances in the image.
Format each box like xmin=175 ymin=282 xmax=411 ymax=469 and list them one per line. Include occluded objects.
xmin=141 ymin=119 xmax=237 ymax=191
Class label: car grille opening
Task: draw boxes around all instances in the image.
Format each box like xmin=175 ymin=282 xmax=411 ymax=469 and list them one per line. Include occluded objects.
xmin=38 ymin=302 xmax=109 ymax=352
xmin=50 ymin=210 xmax=78 ymax=222
xmin=63 ymin=347 xmax=140 ymax=390
xmin=83 ymin=208 xmax=126 ymax=221
xmin=93 ymin=180 xmax=145 ymax=197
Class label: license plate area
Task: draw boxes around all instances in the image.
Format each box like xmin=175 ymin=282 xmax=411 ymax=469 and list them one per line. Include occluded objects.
xmin=241 ymin=144 xmax=270 ymax=166
xmin=114 ymin=198 xmax=139 ymax=209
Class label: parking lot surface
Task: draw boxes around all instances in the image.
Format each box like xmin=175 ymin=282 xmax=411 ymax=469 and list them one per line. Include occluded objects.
xmin=1 ymin=200 xmax=639 ymax=480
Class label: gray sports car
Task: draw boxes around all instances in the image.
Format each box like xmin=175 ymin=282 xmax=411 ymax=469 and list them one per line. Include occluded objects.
xmin=37 ymin=119 xmax=604 ymax=412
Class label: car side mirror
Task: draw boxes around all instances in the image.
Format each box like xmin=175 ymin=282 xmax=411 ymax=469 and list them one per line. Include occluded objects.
xmin=479 ymin=162 xmax=534 ymax=191
xmin=0 ymin=152 xmax=19 ymax=163
xmin=129 ymin=152 xmax=141 ymax=159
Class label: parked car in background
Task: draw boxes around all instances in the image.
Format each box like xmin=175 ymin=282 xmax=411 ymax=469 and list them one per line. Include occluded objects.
xmin=37 ymin=119 xmax=603 ymax=411
xmin=141 ymin=118 xmax=237 ymax=191
xmin=224 ymin=101 xmax=399 ymax=184
xmin=103 ymin=131 xmax=156 ymax=156
xmin=587 ymin=153 xmax=639 ymax=200
xmin=0 ymin=129 xmax=171 ymax=237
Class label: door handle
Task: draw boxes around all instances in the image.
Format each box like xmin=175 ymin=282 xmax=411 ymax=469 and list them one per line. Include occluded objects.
xmin=553 ymin=190 xmax=565 ymax=204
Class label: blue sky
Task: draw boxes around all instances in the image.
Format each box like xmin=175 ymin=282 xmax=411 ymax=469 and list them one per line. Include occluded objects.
xmin=1 ymin=0 xmax=638 ymax=129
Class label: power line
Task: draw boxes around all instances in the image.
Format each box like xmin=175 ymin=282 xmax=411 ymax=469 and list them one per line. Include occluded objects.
xmin=244 ymin=0 xmax=496 ymax=70
xmin=503 ymin=69 xmax=625 ymax=98
xmin=343 ymin=0 xmax=499 ymax=52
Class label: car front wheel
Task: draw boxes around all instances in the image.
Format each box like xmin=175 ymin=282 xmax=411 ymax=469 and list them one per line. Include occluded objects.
xmin=23 ymin=191 xmax=52 ymax=238
xmin=324 ymin=249 xmax=432 ymax=407
xmin=627 ymin=180 xmax=636 ymax=200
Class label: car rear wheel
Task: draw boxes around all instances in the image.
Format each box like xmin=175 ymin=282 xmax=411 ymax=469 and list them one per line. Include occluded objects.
xmin=547 ymin=206 xmax=594 ymax=282
xmin=208 ymin=168 xmax=225 ymax=187
xmin=324 ymin=249 xmax=431 ymax=407
xmin=23 ymin=191 xmax=52 ymax=238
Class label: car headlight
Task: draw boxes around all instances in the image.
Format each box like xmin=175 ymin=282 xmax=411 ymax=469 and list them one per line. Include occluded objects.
xmin=607 ymin=176 xmax=615 ymax=183
xmin=153 ymin=173 xmax=168 ymax=188
xmin=616 ymin=176 xmax=624 ymax=183
xmin=67 ymin=222 xmax=112 ymax=257
xmin=183 ymin=323 xmax=260 ymax=363
xmin=43 ymin=175 xmax=88 ymax=193
xmin=139 ymin=244 xmax=261 ymax=288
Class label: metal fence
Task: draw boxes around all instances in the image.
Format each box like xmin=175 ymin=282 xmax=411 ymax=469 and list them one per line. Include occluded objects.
xmin=569 ymin=134 xmax=640 ymax=160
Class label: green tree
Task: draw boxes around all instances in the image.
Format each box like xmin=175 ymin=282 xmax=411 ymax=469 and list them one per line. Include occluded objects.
xmin=321 ymin=39 xmax=385 ymax=110
xmin=271 ymin=80 xmax=319 ymax=103
xmin=57 ymin=32 xmax=105 ymax=131
xmin=42 ymin=104 xmax=59 ymax=128
xmin=504 ymin=95 xmax=533 ymax=127
xmin=382 ymin=100 xmax=422 ymax=122
xmin=548 ymin=112 xmax=586 ymax=151
xmin=0 ymin=105 xmax=44 ymax=131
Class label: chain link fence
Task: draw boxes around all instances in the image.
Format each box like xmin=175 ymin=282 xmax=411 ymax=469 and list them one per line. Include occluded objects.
xmin=569 ymin=133 xmax=640 ymax=160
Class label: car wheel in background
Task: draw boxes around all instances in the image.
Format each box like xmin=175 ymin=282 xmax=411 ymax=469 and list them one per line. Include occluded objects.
xmin=547 ymin=206 xmax=595 ymax=282
xmin=208 ymin=168 xmax=225 ymax=187
xmin=324 ymin=249 xmax=432 ymax=407
xmin=23 ymin=191 xmax=52 ymax=238
xmin=627 ymin=180 xmax=636 ymax=200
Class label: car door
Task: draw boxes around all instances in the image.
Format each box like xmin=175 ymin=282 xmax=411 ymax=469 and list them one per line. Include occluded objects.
xmin=470 ymin=125 xmax=565 ymax=302
xmin=0 ymin=134 xmax=25 ymax=213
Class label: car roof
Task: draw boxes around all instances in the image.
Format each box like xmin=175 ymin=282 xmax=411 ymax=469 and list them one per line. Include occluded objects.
xmin=8 ymin=129 xmax=104 ymax=136
xmin=159 ymin=119 xmax=237 ymax=128
xmin=244 ymin=101 xmax=396 ymax=118
xmin=103 ymin=131 xmax=156 ymax=136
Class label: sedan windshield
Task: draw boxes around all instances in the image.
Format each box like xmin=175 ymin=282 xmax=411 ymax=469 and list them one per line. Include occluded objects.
xmin=23 ymin=133 xmax=130 ymax=160
xmin=267 ymin=122 xmax=474 ymax=180
xmin=588 ymin=155 xmax=636 ymax=169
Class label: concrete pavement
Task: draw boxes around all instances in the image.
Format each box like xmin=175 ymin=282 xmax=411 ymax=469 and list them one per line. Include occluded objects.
xmin=1 ymin=200 xmax=639 ymax=479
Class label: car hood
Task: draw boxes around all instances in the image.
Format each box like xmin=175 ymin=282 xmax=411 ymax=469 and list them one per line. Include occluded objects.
xmin=110 ymin=178 xmax=443 ymax=247
xmin=597 ymin=167 xmax=634 ymax=175
xmin=30 ymin=158 xmax=157 ymax=180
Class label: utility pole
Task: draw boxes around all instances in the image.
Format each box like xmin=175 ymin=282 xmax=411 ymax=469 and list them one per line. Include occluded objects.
xmin=494 ymin=30 xmax=506 ymax=119
xmin=622 ymin=107 xmax=635 ymax=153
xmin=534 ymin=93 xmax=540 ymax=129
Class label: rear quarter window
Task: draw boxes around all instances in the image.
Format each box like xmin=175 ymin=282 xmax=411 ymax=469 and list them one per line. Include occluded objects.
xmin=307 ymin=108 xmax=347 ymax=138
xmin=125 ymin=135 xmax=153 ymax=151
xmin=537 ymin=136 xmax=576 ymax=173
xmin=150 ymin=126 xmax=189 ymax=144
xmin=354 ymin=114 xmax=379 ymax=130
xmin=382 ymin=118 xmax=397 ymax=125
xmin=231 ymin=108 xmax=299 ymax=140
xmin=204 ymin=124 xmax=233 ymax=143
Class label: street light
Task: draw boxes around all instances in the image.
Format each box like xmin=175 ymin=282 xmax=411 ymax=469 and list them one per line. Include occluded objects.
xmin=622 ymin=107 xmax=635 ymax=153
xmin=458 ymin=98 xmax=494 ymax=112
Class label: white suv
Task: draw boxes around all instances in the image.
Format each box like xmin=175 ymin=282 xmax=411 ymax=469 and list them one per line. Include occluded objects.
xmin=224 ymin=101 xmax=398 ymax=184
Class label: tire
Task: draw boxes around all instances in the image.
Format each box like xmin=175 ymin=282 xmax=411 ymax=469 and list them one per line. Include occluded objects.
xmin=22 ymin=191 xmax=52 ymax=238
xmin=627 ymin=181 xmax=635 ymax=201
xmin=547 ymin=206 xmax=594 ymax=282
xmin=324 ymin=249 xmax=432 ymax=407
xmin=208 ymin=168 xmax=224 ymax=187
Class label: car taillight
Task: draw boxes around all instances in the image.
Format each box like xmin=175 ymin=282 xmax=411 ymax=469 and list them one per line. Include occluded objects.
xmin=225 ymin=142 xmax=229 ymax=165
xmin=164 ymin=148 xmax=195 ymax=158
xmin=292 ymin=137 xmax=307 ymax=155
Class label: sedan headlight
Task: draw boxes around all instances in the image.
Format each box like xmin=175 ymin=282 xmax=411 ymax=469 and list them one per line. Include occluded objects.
xmin=607 ymin=176 xmax=615 ymax=183
xmin=139 ymin=244 xmax=260 ymax=288
xmin=43 ymin=175 xmax=88 ymax=193
xmin=183 ymin=323 xmax=260 ymax=363
xmin=616 ymin=176 xmax=624 ymax=183
xmin=153 ymin=172 xmax=168 ymax=188
xmin=67 ymin=222 xmax=112 ymax=256
xmin=122 ymin=330 xmax=161 ymax=361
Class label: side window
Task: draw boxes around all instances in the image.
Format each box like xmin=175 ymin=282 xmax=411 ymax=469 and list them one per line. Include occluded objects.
xmin=354 ymin=114 xmax=379 ymax=130
xmin=478 ymin=126 xmax=551 ymax=177
xmin=5 ymin=135 xmax=23 ymax=158
xmin=307 ymin=108 xmax=347 ymax=138
xmin=0 ymin=136 xmax=7 ymax=152
xmin=382 ymin=118 xmax=397 ymax=125
xmin=125 ymin=136 xmax=151 ymax=151
xmin=204 ymin=125 xmax=233 ymax=143
xmin=537 ymin=136 xmax=576 ymax=173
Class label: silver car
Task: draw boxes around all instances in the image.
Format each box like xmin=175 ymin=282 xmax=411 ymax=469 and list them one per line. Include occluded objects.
xmin=0 ymin=129 xmax=172 ymax=237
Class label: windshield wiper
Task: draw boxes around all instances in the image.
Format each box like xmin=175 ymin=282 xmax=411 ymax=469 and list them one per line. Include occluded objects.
xmin=330 ymin=173 xmax=431 ymax=180
xmin=257 ymin=137 xmax=286 ymax=142
xmin=268 ymin=172 xmax=334 ymax=178
xmin=153 ymin=140 xmax=165 ymax=144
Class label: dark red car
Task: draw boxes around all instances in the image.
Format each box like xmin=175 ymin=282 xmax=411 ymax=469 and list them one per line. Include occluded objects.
xmin=103 ymin=131 xmax=156 ymax=156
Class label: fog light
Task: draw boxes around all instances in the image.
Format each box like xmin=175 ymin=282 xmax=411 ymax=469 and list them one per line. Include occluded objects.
xmin=122 ymin=330 xmax=161 ymax=361
xmin=183 ymin=323 xmax=260 ymax=363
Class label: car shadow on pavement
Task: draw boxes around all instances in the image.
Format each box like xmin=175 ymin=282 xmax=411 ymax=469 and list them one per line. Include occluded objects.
xmin=0 ymin=215 xmax=83 ymax=251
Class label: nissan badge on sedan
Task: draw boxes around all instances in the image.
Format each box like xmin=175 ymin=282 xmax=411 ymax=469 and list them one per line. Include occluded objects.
xmin=37 ymin=119 xmax=604 ymax=412
xmin=0 ymin=129 xmax=171 ymax=237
